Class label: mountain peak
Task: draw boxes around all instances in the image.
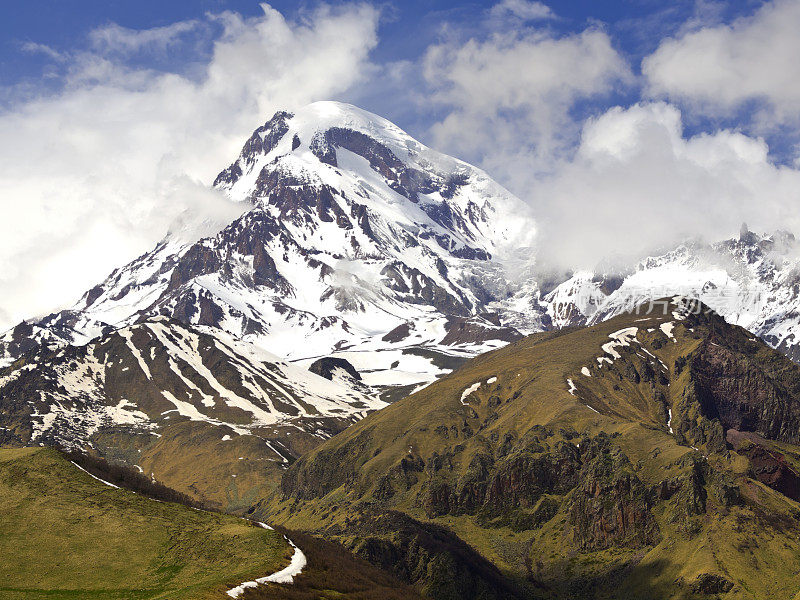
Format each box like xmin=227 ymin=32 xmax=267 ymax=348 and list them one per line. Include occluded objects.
xmin=213 ymin=102 xmax=534 ymax=248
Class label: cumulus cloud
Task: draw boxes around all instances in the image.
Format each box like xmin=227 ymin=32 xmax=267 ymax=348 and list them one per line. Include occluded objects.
xmin=0 ymin=2 xmax=380 ymax=331
xmin=531 ymin=102 xmax=800 ymax=270
xmin=643 ymin=0 xmax=800 ymax=128
xmin=423 ymin=24 xmax=632 ymax=190
xmin=411 ymin=1 xmax=800 ymax=275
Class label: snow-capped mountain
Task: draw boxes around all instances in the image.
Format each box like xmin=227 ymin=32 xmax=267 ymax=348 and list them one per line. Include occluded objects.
xmin=7 ymin=101 xmax=800 ymax=399
xmin=1 ymin=102 xmax=536 ymax=388
xmin=538 ymin=227 xmax=800 ymax=361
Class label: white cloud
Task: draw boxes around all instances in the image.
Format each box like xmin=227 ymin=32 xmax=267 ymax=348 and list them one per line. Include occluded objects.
xmin=531 ymin=102 xmax=800 ymax=269
xmin=88 ymin=20 xmax=202 ymax=55
xmin=20 ymin=41 xmax=65 ymax=62
xmin=422 ymin=25 xmax=632 ymax=190
xmin=489 ymin=0 xmax=554 ymax=22
xmin=0 ymin=3 xmax=379 ymax=331
xmin=412 ymin=3 xmax=800 ymax=274
xmin=643 ymin=0 xmax=800 ymax=127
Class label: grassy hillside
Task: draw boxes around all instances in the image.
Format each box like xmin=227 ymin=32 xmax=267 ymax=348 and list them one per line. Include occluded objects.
xmin=0 ymin=446 xmax=290 ymax=600
xmin=269 ymin=299 xmax=800 ymax=599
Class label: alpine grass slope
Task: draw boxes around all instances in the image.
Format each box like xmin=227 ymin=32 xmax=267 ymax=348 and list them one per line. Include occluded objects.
xmin=0 ymin=446 xmax=290 ymax=600
xmin=270 ymin=298 xmax=800 ymax=600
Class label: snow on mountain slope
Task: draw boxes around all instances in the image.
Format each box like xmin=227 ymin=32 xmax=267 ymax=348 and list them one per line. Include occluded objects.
xmin=0 ymin=102 xmax=536 ymax=385
xmin=543 ymin=228 xmax=800 ymax=362
xmin=543 ymin=271 xmax=607 ymax=328
xmin=0 ymin=318 xmax=380 ymax=456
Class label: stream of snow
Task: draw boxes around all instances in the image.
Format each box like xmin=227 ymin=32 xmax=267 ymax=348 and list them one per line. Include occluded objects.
xmin=226 ymin=522 xmax=307 ymax=598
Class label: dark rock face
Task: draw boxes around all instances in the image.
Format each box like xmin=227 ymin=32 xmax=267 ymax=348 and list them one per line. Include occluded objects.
xmin=4 ymin=321 xmax=40 ymax=360
xmin=342 ymin=511 xmax=526 ymax=600
xmin=687 ymin=323 xmax=800 ymax=445
xmin=440 ymin=315 xmax=523 ymax=346
xmin=381 ymin=322 xmax=411 ymax=343
xmin=418 ymin=430 xmax=583 ymax=526
xmin=380 ymin=262 xmax=472 ymax=316
xmin=593 ymin=272 xmax=625 ymax=296
xmin=167 ymin=245 xmax=223 ymax=291
xmin=568 ymin=435 xmax=659 ymax=550
xmin=417 ymin=430 xmax=659 ymax=546
xmin=311 ymin=127 xmax=434 ymax=203
xmin=309 ymin=357 xmax=362 ymax=382
xmin=476 ymin=442 xmax=579 ymax=531
xmin=689 ymin=573 xmax=734 ymax=594
xmin=214 ymin=111 xmax=292 ymax=187
xmin=727 ymin=429 xmax=800 ymax=501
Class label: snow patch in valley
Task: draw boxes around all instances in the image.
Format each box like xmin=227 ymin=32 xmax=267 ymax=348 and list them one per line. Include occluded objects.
xmin=226 ymin=522 xmax=307 ymax=598
xmin=71 ymin=461 xmax=119 ymax=489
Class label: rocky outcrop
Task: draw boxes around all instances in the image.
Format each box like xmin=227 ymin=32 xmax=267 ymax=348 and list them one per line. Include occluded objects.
xmin=308 ymin=357 xmax=362 ymax=382
xmin=440 ymin=315 xmax=523 ymax=346
xmin=728 ymin=429 xmax=800 ymax=501
xmin=418 ymin=428 xmax=578 ymax=526
xmin=341 ymin=511 xmax=526 ymax=600
xmin=569 ymin=435 xmax=660 ymax=550
xmin=688 ymin=573 xmax=734 ymax=594
xmin=678 ymin=311 xmax=800 ymax=447
xmin=213 ymin=110 xmax=291 ymax=186
xmin=416 ymin=430 xmax=660 ymax=546
xmin=380 ymin=262 xmax=472 ymax=316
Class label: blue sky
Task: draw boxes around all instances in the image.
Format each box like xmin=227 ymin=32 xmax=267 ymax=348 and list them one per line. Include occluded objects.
xmin=1 ymin=0 xmax=799 ymax=329
xmin=2 ymin=1 xmax=759 ymax=73
xmin=2 ymin=1 xmax=770 ymax=146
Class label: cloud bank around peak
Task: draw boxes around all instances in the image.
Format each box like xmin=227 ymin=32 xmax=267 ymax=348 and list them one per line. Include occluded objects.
xmin=531 ymin=102 xmax=800 ymax=270
xmin=0 ymin=3 xmax=380 ymax=330
xmin=406 ymin=0 xmax=800 ymax=273
xmin=422 ymin=23 xmax=633 ymax=190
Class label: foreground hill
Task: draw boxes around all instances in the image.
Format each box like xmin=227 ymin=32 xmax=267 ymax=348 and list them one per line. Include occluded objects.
xmin=1 ymin=446 xmax=427 ymax=600
xmin=270 ymin=298 xmax=800 ymax=599
xmin=0 ymin=446 xmax=289 ymax=600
